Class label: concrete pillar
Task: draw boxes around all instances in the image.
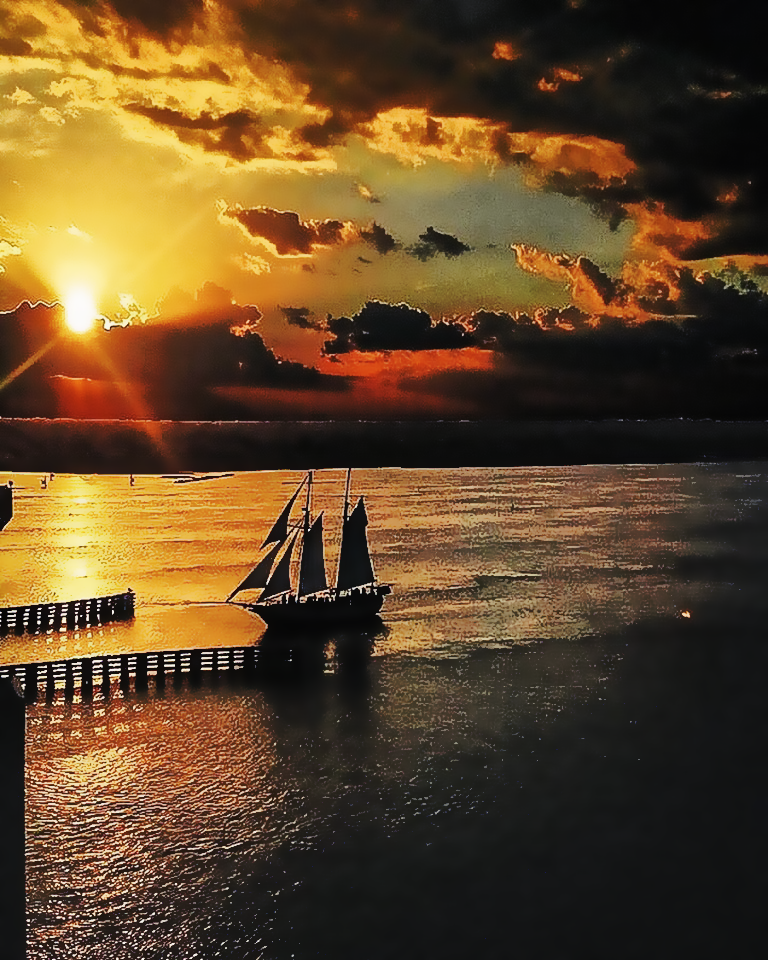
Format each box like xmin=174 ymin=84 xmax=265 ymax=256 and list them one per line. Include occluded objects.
xmin=0 ymin=679 xmax=26 ymax=960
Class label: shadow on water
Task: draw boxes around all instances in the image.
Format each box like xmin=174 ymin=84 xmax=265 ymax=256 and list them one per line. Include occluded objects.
xmin=254 ymin=616 xmax=387 ymax=686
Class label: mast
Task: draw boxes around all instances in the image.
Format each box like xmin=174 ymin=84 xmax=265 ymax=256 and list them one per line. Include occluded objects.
xmin=335 ymin=469 xmax=376 ymax=592
xmin=294 ymin=470 xmax=313 ymax=598
xmin=335 ymin=468 xmax=352 ymax=594
xmin=343 ymin=467 xmax=351 ymax=524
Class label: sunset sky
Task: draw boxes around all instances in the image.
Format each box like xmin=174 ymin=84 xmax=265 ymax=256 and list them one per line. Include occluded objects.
xmin=2 ymin=0 xmax=768 ymax=419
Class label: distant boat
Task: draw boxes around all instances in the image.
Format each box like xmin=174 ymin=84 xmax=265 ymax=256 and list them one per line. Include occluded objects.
xmin=227 ymin=469 xmax=391 ymax=629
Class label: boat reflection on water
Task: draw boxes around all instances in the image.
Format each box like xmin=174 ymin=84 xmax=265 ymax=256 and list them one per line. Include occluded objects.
xmin=254 ymin=616 xmax=388 ymax=684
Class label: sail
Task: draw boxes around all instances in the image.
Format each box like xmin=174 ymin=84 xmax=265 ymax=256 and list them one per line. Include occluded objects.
xmin=259 ymin=533 xmax=298 ymax=600
xmin=299 ymin=513 xmax=327 ymax=596
xmin=226 ymin=540 xmax=282 ymax=601
xmin=261 ymin=477 xmax=304 ymax=548
xmin=336 ymin=497 xmax=375 ymax=590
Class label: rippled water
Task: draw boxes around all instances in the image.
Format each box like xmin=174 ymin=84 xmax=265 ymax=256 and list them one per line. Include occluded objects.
xmin=2 ymin=464 xmax=767 ymax=958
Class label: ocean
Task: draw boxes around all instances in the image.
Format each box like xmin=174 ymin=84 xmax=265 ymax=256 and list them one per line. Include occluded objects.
xmin=1 ymin=464 xmax=766 ymax=958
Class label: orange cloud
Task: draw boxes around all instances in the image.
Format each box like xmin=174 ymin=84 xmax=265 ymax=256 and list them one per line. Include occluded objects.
xmin=627 ymin=203 xmax=715 ymax=261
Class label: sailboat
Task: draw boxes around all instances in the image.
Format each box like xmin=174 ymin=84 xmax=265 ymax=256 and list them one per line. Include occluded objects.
xmin=227 ymin=469 xmax=391 ymax=629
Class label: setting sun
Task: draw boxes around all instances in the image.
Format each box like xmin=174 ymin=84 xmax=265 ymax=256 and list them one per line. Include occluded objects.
xmin=64 ymin=287 xmax=99 ymax=334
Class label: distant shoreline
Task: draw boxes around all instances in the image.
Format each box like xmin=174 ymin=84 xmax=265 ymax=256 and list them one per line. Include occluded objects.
xmin=1 ymin=417 xmax=767 ymax=474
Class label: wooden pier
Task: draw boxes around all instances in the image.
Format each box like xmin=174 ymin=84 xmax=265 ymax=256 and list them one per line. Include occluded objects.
xmin=0 ymin=645 xmax=270 ymax=700
xmin=0 ymin=590 xmax=135 ymax=637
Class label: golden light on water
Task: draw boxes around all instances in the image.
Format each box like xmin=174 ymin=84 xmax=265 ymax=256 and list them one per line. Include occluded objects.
xmin=63 ymin=286 xmax=98 ymax=333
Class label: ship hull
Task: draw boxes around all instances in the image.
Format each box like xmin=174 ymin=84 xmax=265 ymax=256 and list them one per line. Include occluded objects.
xmin=246 ymin=586 xmax=390 ymax=629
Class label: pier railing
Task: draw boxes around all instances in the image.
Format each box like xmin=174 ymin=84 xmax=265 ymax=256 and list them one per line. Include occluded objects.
xmin=0 ymin=645 xmax=268 ymax=700
xmin=0 ymin=590 xmax=135 ymax=637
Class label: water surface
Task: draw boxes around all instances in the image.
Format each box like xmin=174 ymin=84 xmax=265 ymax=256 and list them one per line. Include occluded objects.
xmin=2 ymin=464 xmax=765 ymax=958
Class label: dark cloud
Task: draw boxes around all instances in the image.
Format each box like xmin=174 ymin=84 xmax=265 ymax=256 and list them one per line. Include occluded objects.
xmin=230 ymin=0 xmax=768 ymax=259
xmin=279 ymin=306 xmax=324 ymax=331
xmin=0 ymin=293 xmax=346 ymax=418
xmin=360 ymin=222 xmax=399 ymax=255
xmin=45 ymin=2 xmax=768 ymax=258
xmin=123 ymin=104 xmax=273 ymax=162
xmin=323 ymin=300 xmax=475 ymax=353
xmin=221 ymin=205 xmax=351 ymax=255
xmin=64 ymin=0 xmax=204 ymax=38
xmin=408 ymin=226 xmax=471 ymax=261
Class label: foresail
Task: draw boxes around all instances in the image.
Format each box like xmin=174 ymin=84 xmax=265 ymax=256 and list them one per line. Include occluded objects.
xmin=259 ymin=533 xmax=298 ymax=600
xmin=336 ymin=497 xmax=375 ymax=590
xmin=261 ymin=476 xmax=305 ymax=548
xmin=226 ymin=540 xmax=282 ymax=601
xmin=299 ymin=513 xmax=327 ymax=596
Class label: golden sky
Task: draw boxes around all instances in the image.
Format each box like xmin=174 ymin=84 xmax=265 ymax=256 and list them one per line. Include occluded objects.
xmin=2 ymin=1 xmax=768 ymax=419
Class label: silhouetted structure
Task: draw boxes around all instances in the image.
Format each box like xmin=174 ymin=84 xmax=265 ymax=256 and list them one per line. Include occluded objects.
xmin=0 ymin=590 xmax=135 ymax=637
xmin=0 ymin=678 xmax=25 ymax=960
xmin=1 ymin=481 xmax=11 ymax=530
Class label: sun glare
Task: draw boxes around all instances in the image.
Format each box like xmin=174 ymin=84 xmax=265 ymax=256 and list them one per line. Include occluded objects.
xmin=64 ymin=287 xmax=99 ymax=333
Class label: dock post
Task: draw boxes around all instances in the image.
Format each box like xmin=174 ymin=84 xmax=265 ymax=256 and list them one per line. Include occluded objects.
xmin=65 ymin=601 xmax=76 ymax=630
xmin=243 ymin=646 xmax=257 ymax=676
xmin=0 ymin=678 xmax=26 ymax=960
xmin=64 ymin=660 xmax=74 ymax=697
xmin=229 ymin=647 xmax=236 ymax=672
xmin=173 ymin=650 xmax=183 ymax=683
xmin=135 ymin=653 xmax=148 ymax=689
xmin=120 ymin=654 xmax=130 ymax=690
xmin=0 ymin=608 xmax=7 ymax=636
xmin=46 ymin=662 xmax=55 ymax=698
xmin=190 ymin=648 xmax=202 ymax=683
xmin=13 ymin=607 xmax=25 ymax=635
xmin=101 ymin=658 xmax=111 ymax=695
xmin=24 ymin=663 xmax=39 ymax=702
xmin=52 ymin=603 xmax=62 ymax=631
xmin=156 ymin=652 xmax=166 ymax=688
xmin=81 ymin=658 xmax=93 ymax=699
